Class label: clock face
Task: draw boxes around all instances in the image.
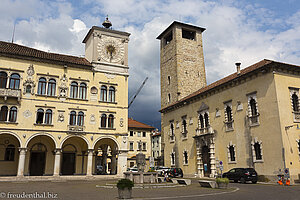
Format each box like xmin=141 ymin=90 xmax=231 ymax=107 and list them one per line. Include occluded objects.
xmin=97 ymin=37 xmax=125 ymax=64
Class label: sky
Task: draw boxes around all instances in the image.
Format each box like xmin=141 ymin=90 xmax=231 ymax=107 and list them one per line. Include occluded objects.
xmin=1 ymin=0 xmax=300 ymax=129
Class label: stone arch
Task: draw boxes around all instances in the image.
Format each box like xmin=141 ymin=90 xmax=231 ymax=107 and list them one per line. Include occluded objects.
xmin=25 ymin=132 xmax=58 ymax=148
xmin=92 ymin=135 xmax=120 ymax=150
xmin=59 ymin=135 xmax=89 ymax=149
xmin=0 ymin=131 xmax=22 ymax=147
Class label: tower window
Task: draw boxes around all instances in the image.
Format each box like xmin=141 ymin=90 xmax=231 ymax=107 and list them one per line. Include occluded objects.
xmin=164 ymin=32 xmax=173 ymax=45
xmin=168 ymin=93 xmax=171 ymax=103
xmin=182 ymin=29 xmax=195 ymax=40
xmin=167 ymin=76 xmax=171 ymax=85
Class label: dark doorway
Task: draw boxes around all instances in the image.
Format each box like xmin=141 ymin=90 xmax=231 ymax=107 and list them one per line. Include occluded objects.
xmin=61 ymin=153 xmax=76 ymax=175
xmin=29 ymin=152 xmax=46 ymax=176
xmin=202 ymin=145 xmax=211 ymax=177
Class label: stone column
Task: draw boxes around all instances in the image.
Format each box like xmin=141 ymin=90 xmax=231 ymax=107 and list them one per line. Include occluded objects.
xmin=17 ymin=148 xmax=27 ymax=177
xmin=117 ymin=150 xmax=128 ymax=177
xmin=86 ymin=149 xmax=94 ymax=176
xmin=102 ymin=150 xmax=108 ymax=174
xmin=111 ymin=150 xmax=117 ymax=175
xmin=53 ymin=149 xmax=62 ymax=176
xmin=209 ymin=138 xmax=216 ymax=178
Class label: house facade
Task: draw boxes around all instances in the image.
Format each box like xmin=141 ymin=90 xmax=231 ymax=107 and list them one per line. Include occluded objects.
xmin=0 ymin=20 xmax=130 ymax=177
xmin=158 ymin=21 xmax=300 ymax=183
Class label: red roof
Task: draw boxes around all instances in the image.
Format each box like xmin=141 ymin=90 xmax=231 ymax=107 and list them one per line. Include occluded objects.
xmin=160 ymin=59 xmax=300 ymax=112
xmin=0 ymin=41 xmax=92 ymax=68
xmin=128 ymin=118 xmax=155 ymax=129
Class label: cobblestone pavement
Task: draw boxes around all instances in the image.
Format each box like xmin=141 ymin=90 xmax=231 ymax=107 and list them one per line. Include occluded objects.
xmin=0 ymin=178 xmax=299 ymax=200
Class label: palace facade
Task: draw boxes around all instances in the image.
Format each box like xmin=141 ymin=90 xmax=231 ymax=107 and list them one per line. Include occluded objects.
xmin=0 ymin=20 xmax=130 ymax=177
xmin=158 ymin=21 xmax=300 ymax=183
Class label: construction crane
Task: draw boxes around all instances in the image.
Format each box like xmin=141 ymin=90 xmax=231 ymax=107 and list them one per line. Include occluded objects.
xmin=128 ymin=77 xmax=148 ymax=108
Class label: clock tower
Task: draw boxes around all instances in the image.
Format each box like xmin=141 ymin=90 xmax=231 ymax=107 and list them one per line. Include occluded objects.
xmin=83 ymin=17 xmax=130 ymax=76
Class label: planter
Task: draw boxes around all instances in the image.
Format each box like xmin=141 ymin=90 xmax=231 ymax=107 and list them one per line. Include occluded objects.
xmin=118 ymin=187 xmax=132 ymax=199
xmin=216 ymin=178 xmax=229 ymax=189
xmin=217 ymin=182 xmax=228 ymax=189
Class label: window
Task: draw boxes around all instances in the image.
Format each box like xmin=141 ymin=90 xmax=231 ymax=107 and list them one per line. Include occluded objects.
xmin=37 ymin=77 xmax=47 ymax=95
xmin=142 ymin=143 xmax=146 ymax=151
xmin=108 ymin=86 xmax=115 ymax=102
xmin=182 ymin=29 xmax=195 ymax=40
xmin=137 ymin=132 xmax=141 ymax=137
xmin=297 ymin=140 xmax=300 ymax=158
xmin=142 ymin=132 xmax=146 ymax=137
xmin=229 ymin=145 xmax=235 ymax=162
xmin=171 ymin=151 xmax=175 ymax=166
xmin=248 ymin=94 xmax=259 ymax=125
xmin=170 ymin=122 xmax=175 ymax=141
xmin=108 ymin=114 xmax=114 ymax=128
xmin=164 ymin=31 xmax=173 ymax=45
xmin=224 ymin=102 xmax=234 ymax=131
xmin=226 ymin=106 xmax=232 ymax=122
xmin=4 ymin=144 xmax=15 ymax=161
xmin=69 ymin=111 xmax=76 ymax=125
xmin=0 ymin=106 xmax=8 ymax=121
xmin=47 ymin=79 xmax=56 ymax=96
xmin=77 ymin=111 xmax=84 ymax=126
xmin=254 ymin=142 xmax=262 ymax=160
xmin=44 ymin=109 xmax=52 ymax=124
xmin=101 ymin=114 xmax=107 ymax=128
xmin=182 ymin=118 xmax=187 ymax=133
xmin=36 ymin=108 xmax=44 ymax=124
xmin=129 ymin=142 xmax=134 ymax=151
xmin=9 ymin=73 xmax=20 ymax=89
xmin=167 ymin=76 xmax=171 ymax=85
xmin=168 ymin=93 xmax=171 ymax=103
xmin=130 ymin=131 xmax=133 ymax=136
xmin=100 ymin=85 xmax=107 ymax=101
xmin=292 ymin=93 xmax=299 ymax=112
xmin=70 ymin=81 xmax=78 ymax=98
xmin=183 ymin=150 xmax=188 ymax=165
xmin=250 ymin=98 xmax=258 ymax=116
xmin=79 ymin=83 xmax=87 ymax=100
xmin=0 ymin=72 xmax=8 ymax=88
xmin=26 ymin=85 xmax=32 ymax=94
xmin=8 ymin=106 xmax=17 ymax=122
xmin=204 ymin=113 xmax=209 ymax=127
xmin=199 ymin=114 xmax=204 ymax=128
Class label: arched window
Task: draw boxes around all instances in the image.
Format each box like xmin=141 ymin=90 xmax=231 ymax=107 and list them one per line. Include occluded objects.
xmin=9 ymin=73 xmax=20 ymax=89
xmin=170 ymin=123 xmax=174 ymax=136
xmin=250 ymin=98 xmax=258 ymax=116
xmin=4 ymin=144 xmax=15 ymax=161
xmin=204 ymin=113 xmax=209 ymax=127
xmin=70 ymin=111 xmax=76 ymax=125
xmin=254 ymin=142 xmax=262 ymax=160
xmin=108 ymin=114 xmax=114 ymax=128
xmin=100 ymin=85 xmax=107 ymax=101
xmin=226 ymin=106 xmax=232 ymax=121
xmin=37 ymin=77 xmax=47 ymax=95
xmin=45 ymin=109 xmax=52 ymax=124
xmin=47 ymin=79 xmax=56 ymax=96
xmin=229 ymin=146 xmax=235 ymax=162
xmin=108 ymin=86 xmax=115 ymax=102
xmin=0 ymin=106 xmax=8 ymax=121
xmin=182 ymin=119 xmax=187 ymax=132
xmin=70 ymin=82 xmax=78 ymax=98
xmin=79 ymin=83 xmax=87 ymax=99
xmin=0 ymin=72 xmax=8 ymax=88
xmin=9 ymin=106 xmax=17 ymax=122
xmin=77 ymin=111 xmax=84 ymax=126
xmin=199 ymin=115 xmax=204 ymax=128
xmin=36 ymin=108 xmax=44 ymax=124
xmin=183 ymin=151 xmax=188 ymax=164
xmin=101 ymin=114 xmax=107 ymax=128
xmin=292 ymin=93 xmax=299 ymax=112
xmin=171 ymin=152 xmax=175 ymax=166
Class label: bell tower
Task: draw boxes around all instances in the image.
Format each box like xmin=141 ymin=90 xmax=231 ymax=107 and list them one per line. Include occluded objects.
xmin=157 ymin=21 xmax=207 ymax=108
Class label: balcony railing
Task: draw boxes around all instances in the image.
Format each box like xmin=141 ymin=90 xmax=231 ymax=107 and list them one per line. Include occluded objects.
xmin=68 ymin=125 xmax=85 ymax=134
xmin=195 ymin=126 xmax=214 ymax=136
xmin=0 ymin=88 xmax=21 ymax=101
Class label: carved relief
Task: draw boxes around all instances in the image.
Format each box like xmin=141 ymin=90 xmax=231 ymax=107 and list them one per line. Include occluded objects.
xmin=59 ymin=74 xmax=68 ymax=101
xmin=23 ymin=64 xmax=36 ymax=95
xmin=58 ymin=112 xmax=64 ymax=122
xmin=90 ymin=114 xmax=96 ymax=124
xmin=105 ymin=73 xmax=116 ymax=79
xmin=23 ymin=110 xmax=32 ymax=118
xmin=120 ymin=118 xmax=124 ymax=127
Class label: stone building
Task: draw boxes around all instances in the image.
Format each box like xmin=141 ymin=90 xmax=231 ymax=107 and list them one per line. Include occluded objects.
xmin=151 ymin=130 xmax=162 ymax=166
xmin=127 ymin=118 xmax=154 ymax=168
xmin=0 ymin=19 xmax=130 ymax=177
xmin=158 ymin=21 xmax=300 ymax=183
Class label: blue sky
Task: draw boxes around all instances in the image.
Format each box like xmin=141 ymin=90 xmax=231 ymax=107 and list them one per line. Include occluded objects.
xmin=1 ymin=0 xmax=300 ymax=129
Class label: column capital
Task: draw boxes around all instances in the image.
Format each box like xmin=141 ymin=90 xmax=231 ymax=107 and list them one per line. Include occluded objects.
xmin=18 ymin=147 xmax=28 ymax=153
xmin=54 ymin=148 xmax=62 ymax=154
xmin=87 ymin=149 xmax=94 ymax=154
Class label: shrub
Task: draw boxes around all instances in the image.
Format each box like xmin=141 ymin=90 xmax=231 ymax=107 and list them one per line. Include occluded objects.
xmin=116 ymin=179 xmax=134 ymax=190
xmin=216 ymin=177 xmax=229 ymax=184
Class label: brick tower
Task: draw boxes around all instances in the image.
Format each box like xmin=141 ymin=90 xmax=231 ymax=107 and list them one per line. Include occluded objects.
xmin=157 ymin=21 xmax=207 ymax=108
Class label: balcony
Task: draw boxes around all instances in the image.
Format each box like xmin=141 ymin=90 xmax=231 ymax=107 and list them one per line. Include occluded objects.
xmin=195 ymin=126 xmax=214 ymax=136
xmin=68 ymin=125 xmax=85 ymax=134
xmin=181 ymin=130 xmax=188 ymax=140
xmin=249 ymin=114 xmax=260 ymax=126
xmin=224 ymin=120 xmax=234 ymax=131
xmin=0 ymin=88 xmax=21 ymax=101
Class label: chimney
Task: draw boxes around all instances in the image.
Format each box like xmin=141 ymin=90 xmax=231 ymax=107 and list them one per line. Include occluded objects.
xmin=235 ymin=62 xmax=241 ymax=75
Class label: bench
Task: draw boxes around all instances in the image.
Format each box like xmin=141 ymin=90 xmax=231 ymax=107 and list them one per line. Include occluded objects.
xmin=198 ymin=180 xmax=216 ymax=188
xmin=173 ymin=178 xmax=192 ymax=185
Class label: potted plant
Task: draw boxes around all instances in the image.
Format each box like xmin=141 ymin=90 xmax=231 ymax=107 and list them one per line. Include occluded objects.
xmin=117 ymin=178 xmax=134 ymax=199
xmin=216 ymin=178 xmax=229 ymax=189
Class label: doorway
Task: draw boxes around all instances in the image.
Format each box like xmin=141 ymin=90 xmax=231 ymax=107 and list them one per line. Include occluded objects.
xmin=202 ymin=145 xmax=211 ymax=177
xmin=61 ymin=153 xmax=76 ymax=175
xmin=29 ymin=152 xmax=46 ymax=176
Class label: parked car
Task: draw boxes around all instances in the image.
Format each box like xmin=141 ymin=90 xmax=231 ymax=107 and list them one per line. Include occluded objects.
xmin=155 ymin=166 xmax=170 ymax=176
xmin=222 ymin=168 xmax=258 ymax=183
xmin=168 ymin=168 xmax=183 ymax=178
